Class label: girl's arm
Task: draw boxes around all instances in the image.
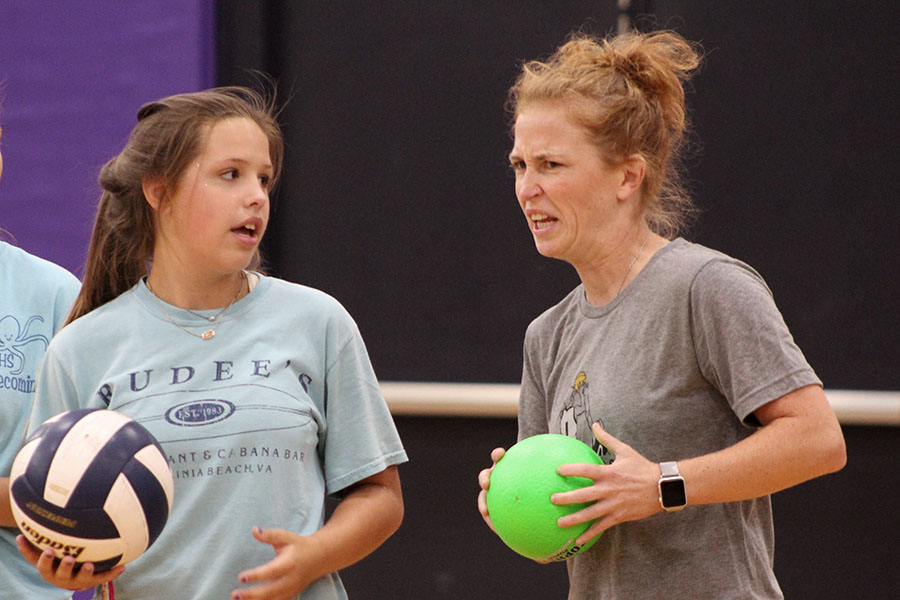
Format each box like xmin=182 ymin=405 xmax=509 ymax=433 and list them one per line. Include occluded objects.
xmin=1 ymin=478 xmax=15 ymax=527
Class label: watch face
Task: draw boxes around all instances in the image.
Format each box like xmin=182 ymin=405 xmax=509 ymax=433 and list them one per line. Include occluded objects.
xmin=660 ymin=478 xmax=686 ymax=506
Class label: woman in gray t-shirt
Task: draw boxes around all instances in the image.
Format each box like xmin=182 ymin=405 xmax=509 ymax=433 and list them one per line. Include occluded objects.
xmin=477 ymin=30 xmax=846 ymax=600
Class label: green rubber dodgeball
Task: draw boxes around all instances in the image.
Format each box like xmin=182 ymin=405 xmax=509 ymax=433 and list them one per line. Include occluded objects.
xmin=486 ymin=433 xmax=604 ymax=562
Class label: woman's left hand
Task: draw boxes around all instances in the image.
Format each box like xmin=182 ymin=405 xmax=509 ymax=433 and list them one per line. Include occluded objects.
xmin=231 ymin=527 xmax=318 ymax=600
xmin=551 ymin=423 xmax=662 ymax=545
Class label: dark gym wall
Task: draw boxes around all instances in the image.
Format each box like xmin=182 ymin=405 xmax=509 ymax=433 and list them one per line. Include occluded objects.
xmin=652 ymin=1 xmax=900 ymax=392
xmin=216 ymin=0 xmax=898 ymax=391
xmin=217 ymin=0 xmax=614 ymax=384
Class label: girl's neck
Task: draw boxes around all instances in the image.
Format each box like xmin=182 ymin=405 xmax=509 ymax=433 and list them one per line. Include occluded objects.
xmin=145 ymin=268 xmax=248 ymax=310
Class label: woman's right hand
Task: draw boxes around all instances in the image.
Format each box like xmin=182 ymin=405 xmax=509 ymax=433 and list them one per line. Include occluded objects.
xmin=476 ymin=447 xmax=506 ymax=532
xmin=17 ymin=535 xmax=125 ymax=591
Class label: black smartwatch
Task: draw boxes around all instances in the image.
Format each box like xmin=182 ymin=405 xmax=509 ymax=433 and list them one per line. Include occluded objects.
xmin=658 ymin=461 xmax=687 ymax=512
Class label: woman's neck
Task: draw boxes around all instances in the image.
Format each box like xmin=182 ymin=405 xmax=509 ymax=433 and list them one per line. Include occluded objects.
xmin=576 ymin=227 xmax=665 ymax=306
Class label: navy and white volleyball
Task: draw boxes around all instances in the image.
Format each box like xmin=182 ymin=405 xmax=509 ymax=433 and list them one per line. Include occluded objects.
xmin=8 ymin=408 xmax=174 ymax=571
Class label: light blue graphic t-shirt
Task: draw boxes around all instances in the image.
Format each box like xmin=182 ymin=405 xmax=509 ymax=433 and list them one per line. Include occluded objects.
xmin=30 ymin=274 xmax=407 ymax=600
xmin=1 ymin=241 xmax=80 ymax=600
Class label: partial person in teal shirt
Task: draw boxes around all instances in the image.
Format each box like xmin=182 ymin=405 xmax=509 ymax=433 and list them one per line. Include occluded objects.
xmin=0 ymin=118 xmax=82 ymax=600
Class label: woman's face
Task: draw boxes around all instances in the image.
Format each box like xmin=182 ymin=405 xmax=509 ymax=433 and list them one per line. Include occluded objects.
xmin=509 ymin=102 xmax=626 ymax=267
xmin=153 ymin=116 xmax=273 ymax=277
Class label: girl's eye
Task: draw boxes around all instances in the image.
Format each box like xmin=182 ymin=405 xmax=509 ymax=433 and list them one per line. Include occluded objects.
xmin=222 ymin=169 xmax=238 ymax=180
xmin=259 ymin=174 xmax=271 ymax=188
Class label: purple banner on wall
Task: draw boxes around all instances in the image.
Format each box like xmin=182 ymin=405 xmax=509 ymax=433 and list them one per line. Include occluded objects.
xmin=0 ymin=0 xmax=215 ymax=276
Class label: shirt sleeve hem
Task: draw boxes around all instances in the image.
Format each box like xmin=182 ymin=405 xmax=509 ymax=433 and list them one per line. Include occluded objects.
xmin=734 ymin=370 xmax=822 ymax=426
xmin=325 ymin=450 xmax=408 ymax=496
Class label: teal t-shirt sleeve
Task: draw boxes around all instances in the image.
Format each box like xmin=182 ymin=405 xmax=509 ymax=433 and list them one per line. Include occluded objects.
xmin=29 ymin=350 xmax=83 ymax=434
xmin=320 ymin=314 xmax=406 ymax=496
xmin=51 ymin=274 xmax=80 ymax=331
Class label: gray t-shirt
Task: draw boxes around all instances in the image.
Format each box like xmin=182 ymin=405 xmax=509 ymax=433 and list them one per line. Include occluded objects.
xmin=518 ymin=239 xmax=820 ymax=600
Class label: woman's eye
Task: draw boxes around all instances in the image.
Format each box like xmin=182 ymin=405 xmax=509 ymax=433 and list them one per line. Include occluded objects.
xmin=259 ymin=174 xmax=271 ymax=188
xmin=222 ymin=169 xmax=238 ymax=180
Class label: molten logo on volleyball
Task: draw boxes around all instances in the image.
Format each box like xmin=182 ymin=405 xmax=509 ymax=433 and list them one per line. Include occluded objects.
xmin=9 ymin=408 xmax=174 ymax=571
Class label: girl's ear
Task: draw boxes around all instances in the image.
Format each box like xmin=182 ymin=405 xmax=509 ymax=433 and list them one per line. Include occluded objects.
xmin=142 ymin=178 xmax=165 ymax=211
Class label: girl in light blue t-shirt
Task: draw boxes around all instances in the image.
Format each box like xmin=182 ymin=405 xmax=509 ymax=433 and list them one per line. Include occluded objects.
xmin=19 ymin=88 xmax=407 ymax=600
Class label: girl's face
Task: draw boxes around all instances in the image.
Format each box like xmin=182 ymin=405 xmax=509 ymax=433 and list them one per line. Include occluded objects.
xmin=153 ymin=117 xmax=273 ymax=278
xmin=509 ymin=101 xmax=628 ymax=268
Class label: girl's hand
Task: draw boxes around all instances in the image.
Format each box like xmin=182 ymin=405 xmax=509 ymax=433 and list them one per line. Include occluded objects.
xmin=16 ymin=535 xmax=125 ymax=591
xmin=231 ymin=526 xmax=319 ymax=600
xmin=231 ymin=466 xmax=403 ymax=599
xmin=476 ymin=447 xmax=506 ymax=531
xmin=551 ymin=423 xmax=660 ymax=545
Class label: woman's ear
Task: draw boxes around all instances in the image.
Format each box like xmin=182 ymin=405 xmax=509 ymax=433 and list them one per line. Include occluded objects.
xmin=142 ymin=178 xmax=165 ymax=211
xmin=617 ymin=154 xmax=646 ymax=201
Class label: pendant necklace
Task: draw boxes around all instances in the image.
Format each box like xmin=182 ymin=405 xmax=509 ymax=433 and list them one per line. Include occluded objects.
xmin=146 ymin=271 xmax=246 ymax=340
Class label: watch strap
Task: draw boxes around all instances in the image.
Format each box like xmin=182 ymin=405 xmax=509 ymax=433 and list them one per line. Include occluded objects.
xmin=659 ymin=461 xmax=679 ymax=477
xmin=658 ymin=460 xmax=686 ymax=512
